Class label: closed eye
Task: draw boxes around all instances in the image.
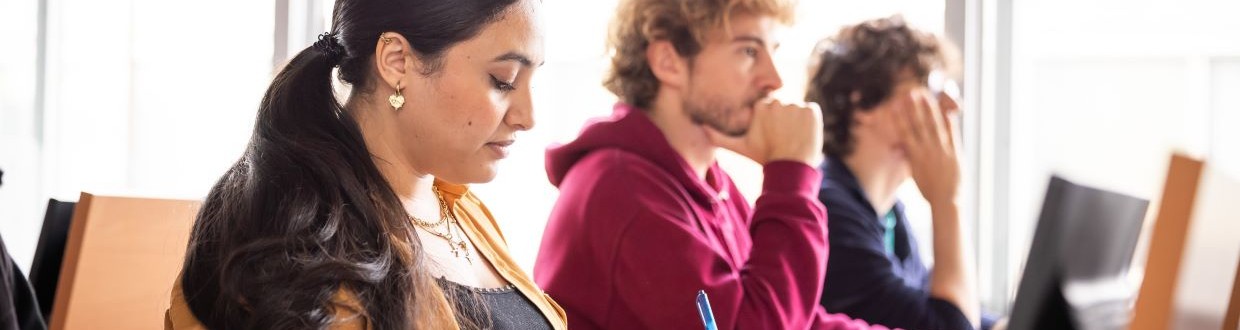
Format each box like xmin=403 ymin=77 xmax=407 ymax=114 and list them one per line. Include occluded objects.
xmin=490 ymin=75 xmax=516 ymax=92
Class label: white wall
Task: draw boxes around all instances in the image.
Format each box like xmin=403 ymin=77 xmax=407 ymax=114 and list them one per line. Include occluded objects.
xmin=0 ymin=0 xmax=272 ymax=271
xmin=0 ymin=0 xmax=43 ymax=272
xmin=1002 ymin=0 xmax=1240 ymax=306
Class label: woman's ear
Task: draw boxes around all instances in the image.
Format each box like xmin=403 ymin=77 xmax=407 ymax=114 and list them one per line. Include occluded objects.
xmin=646 ymin=40 xmax=689 ymax=90
xmin=374 ymin=32 xmax=415 ymax=90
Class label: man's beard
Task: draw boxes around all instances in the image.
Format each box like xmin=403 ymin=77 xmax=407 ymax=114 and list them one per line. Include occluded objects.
xmin=683 ymin=88 xmax=764 ymax=137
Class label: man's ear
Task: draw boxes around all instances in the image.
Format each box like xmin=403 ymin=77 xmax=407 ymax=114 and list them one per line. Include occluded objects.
xmin=373 ymin=32 xmax=418 ymax=90
xmin=850 ymin=91 xmax=880 ymax=126
xmin=646 ymin=40 xmax=690 ymax=90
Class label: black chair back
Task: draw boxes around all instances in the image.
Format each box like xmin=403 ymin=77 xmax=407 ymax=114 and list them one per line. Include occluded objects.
xmin=29 ymin=199 xmax=76 ymax=319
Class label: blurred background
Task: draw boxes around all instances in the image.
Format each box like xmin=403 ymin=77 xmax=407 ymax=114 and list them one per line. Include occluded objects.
xmin=1 ymin=0 xmax=1238 ymax=318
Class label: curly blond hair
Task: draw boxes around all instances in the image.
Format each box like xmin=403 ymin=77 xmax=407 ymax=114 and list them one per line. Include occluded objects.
xmin=604 ymin=0 xmax=795 ymax=109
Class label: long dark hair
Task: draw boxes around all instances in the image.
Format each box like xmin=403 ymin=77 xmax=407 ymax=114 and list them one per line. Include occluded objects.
xmin=180 ymin=0 xmax=518 ymax=328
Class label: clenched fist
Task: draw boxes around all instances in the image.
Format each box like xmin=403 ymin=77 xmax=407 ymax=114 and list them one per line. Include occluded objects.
xmin=707 ymin=99 xmax=825 ymax=167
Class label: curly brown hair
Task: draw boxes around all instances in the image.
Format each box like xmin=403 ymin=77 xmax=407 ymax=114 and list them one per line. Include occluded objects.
xmin=604 ymin=0 xmax=794 ymax=110
xmin=805 ymin=16 xmax=957 ymax=157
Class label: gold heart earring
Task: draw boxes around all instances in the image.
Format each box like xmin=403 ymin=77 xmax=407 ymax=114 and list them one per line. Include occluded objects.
xmin=381 ymin=33 xmax=404 ymax=111
xmin=389 ymin=81 xmax=405 ymax=111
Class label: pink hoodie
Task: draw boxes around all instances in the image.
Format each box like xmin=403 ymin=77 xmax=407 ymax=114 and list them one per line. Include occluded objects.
xmin=534 ymin=103 xmax=885 ymax=330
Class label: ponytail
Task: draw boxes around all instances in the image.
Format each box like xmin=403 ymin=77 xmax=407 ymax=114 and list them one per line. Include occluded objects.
xmin=180 ymin=0 xmax=522 ymax=328
xmin=182 ymin=37 xmax=424 ymax=329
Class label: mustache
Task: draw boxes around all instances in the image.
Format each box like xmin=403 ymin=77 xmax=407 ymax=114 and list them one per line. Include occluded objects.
xmin=746 ymin=91 xmax=772 ymax=106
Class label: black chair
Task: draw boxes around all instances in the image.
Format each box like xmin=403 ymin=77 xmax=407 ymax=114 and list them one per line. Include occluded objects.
xmin=28 ymin=199 xmax=76 ymax=320
xmin=1007 ymin=176 xmax=1150 ymax=330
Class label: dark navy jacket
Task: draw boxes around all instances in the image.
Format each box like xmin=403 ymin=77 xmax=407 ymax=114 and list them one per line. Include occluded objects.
xmin=818 ymin=157 xmax=994 ymax=330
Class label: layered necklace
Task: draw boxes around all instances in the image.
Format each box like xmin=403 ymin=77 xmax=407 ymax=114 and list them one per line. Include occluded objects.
xmin=408 ymin=185 xmax=472 ymax=264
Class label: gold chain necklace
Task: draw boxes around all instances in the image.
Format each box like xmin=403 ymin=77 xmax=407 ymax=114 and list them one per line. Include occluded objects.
xmin=408 ymin=186 xmax=472 ymax=264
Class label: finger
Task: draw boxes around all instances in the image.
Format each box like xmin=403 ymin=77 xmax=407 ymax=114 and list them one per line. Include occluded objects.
xmin=935 ymin=90 xmax=962 ymax=150
xmin=938 ymin=90 xmax=960 ymax=117
xmin=942 ymin=105 xmax=959 ymax=150
xmin=805 ymin=102 xmax=825 ymax=141
xmin=751 ymin=98 xmax=776 ymax=124
xmin=920 ymin=90 xmax=950 ymax=146
xmin=913 ymin=91 xmax=936 ymax=142
xmin=913 ymin=91 xmax=943 ymax=146
xmin=903 ymin=91 xmax=929 ymax=144
xmin=892 ymin=94 xmax=919 ymax=151
xmin=805 ymin=101 xmax=824 ymax=115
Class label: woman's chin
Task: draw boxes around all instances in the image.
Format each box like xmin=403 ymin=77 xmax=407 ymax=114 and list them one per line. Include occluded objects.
xmin=441 ymin=166 xmax=499 ymax=185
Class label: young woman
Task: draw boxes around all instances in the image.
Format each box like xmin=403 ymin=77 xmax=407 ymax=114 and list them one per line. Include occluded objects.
xmin=165 ymin=0 xmax=564 ymax=328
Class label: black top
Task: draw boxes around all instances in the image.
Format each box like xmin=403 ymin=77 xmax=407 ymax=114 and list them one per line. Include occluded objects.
xmin=437 ymin=278 xmax=552 ymax=330
xmin=1 ymin=233 xmax=47 ymax=330
xmin=818 ymin=157 xmax=994 ymax=330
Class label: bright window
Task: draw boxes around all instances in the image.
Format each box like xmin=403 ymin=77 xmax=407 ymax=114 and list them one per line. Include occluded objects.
xmin=0 ymin=0 xmax=273 ymax=270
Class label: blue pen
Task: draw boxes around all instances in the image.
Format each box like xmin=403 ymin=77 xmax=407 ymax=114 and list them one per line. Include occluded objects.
xmin=696 ymin=290 xmax=718 ymax=330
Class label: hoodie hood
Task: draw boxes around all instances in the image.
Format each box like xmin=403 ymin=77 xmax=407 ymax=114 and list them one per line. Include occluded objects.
xmin=545 ymin=103 xmax=730 ymax=207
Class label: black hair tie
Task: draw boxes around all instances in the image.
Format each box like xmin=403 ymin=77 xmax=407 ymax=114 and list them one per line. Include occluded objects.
xmin=314 ymin=32 xmax=346 ymax=64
